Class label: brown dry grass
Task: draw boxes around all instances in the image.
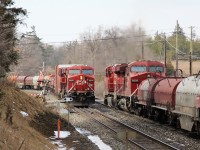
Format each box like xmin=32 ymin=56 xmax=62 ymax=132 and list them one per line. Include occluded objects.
xmin=95 ymin=75 xmax=104 ymax=98
xmin=171 ymin=60 xmax=200 ymax=75
xmin=0 ymin=81 xmax=56 ymax=150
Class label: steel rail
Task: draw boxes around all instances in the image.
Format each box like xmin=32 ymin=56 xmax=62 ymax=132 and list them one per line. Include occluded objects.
xmin=76 ymin=107 xmax=179 ymax=150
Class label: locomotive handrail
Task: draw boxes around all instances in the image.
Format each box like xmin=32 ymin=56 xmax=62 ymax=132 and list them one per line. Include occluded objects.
xmin=166 ymin=78 xmax=171 ymax=87
xmin=116 ymin=85 xmax=123 ymax=95
xmin=129 ymin=87 xmax=138 ymax=99
xmin=86 ymin=82 xmax=95 ymax=92
xmin=67 ymin=81 xmax=78 ymax=93
xmin=154 ymin=70 xmax=162 ymax=78
xmin=174 ymin=69 xmax=183 ymax=78
xmin=195 ymin=70 xmax=200 ymax=78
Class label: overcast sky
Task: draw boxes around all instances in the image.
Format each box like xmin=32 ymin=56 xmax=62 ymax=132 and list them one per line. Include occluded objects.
xmin=15 ymin=0 xmax=200 ymax=43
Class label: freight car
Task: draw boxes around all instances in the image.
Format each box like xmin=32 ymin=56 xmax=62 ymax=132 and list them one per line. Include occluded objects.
xmin=137 ymin=73 xmax=200 ymax=133
xmin=137 ymin=77 xmax=182 ymax=122
xmin=15 ymin=75 xmax=42 ymax=90
xmin=173 ymin=73 xmax=200 ymax=133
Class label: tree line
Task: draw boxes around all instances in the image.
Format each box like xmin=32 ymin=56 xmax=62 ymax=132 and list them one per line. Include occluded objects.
xmin=14 ymin=23 xmax=200 ymax=76
xmin=1 ymin=1 xmax=200 ymax=77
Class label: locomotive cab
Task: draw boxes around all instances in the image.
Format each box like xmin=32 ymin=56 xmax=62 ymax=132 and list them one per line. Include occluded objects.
xmin=54 ymin=64 xmax=95 ymax=106
xmin=66 ymin=65 xmax=95 ymax=106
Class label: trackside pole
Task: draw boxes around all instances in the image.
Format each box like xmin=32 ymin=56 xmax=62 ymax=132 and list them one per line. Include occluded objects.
xmin=57 ymin=118 xmax=60 ymax=139
xmin=63 ymin=97 xmax=73 ymax=128
xmin=56 ymin=101 xmax=61 ymax=139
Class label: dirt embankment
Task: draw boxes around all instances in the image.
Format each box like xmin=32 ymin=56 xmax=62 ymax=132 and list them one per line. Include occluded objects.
xmin=0 ymin=81 xmax=100 ymax=150
xmin=0 ymin=82 xmax=74 ymax=150
xmin=0 ymin=81 xmax=60 ymax=150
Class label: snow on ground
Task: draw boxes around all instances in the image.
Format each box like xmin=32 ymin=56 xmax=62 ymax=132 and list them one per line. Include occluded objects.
xmin=76 ymin=128 xmax=112 ymax=150
xmin=50 ymin=131 xmax=71 ymax=150
xmin=20 ymin=111 xmax=29 ymax=117
xmin=54 ymin=131 xmax=70 ymax=138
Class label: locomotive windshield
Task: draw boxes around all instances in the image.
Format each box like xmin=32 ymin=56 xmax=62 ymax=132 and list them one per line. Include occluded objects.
xmin=69 ymin=69 xmax=80 ymax=74
xmin=131 ymin=66 xmax=146 ymax=72
xmin=82 ymin=69 xmax=93 ymax=75
xmin=149 ymin=66 xmax=163 ymax=73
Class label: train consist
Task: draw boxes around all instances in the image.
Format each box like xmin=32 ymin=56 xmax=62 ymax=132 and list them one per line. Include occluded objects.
xmin=10 ymin=64 xmax=95 ymax=107
xmin=8 ymin=59 xmax=200 ymax=133
xmin=104 ymin=60 xmax=200 ymax=133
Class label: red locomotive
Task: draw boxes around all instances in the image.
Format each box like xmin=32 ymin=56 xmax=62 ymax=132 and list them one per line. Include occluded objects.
xmin=53 ymin=64 xmax=95 ymax=106
xmin=104 ymin=60 xmax=165 ymax=111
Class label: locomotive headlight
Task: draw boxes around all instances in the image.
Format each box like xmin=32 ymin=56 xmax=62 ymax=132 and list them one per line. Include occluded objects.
xmin=147 ymin=74 xmax=151 ymax=78
xmin=80 ymin=76 xmax=83 ymax=80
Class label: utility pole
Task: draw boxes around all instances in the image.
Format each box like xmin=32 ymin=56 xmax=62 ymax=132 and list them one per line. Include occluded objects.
xmin=139 ymin=26 xmax=144 ymax=60
xmin=189 ymin=26 xmax=194 ymax=75
xmin=176 ymin=20 xmax=179 ymax=71
xmin=42 ymin=61 xmax=45 ymax=73
xmin=163 ymin=33 xmax=167 ymax=69
xmin=142 ymin=41 xmax=144 ymax=59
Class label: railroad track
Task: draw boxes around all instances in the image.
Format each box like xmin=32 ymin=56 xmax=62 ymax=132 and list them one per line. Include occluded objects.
xmin=75 ymin=107 xmax=180 ymax=150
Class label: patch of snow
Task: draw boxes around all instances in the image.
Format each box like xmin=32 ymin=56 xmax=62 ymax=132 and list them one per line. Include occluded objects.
xmin=76 ymin=128 xmax=112 ymax=150
xmin=165 ymin=138 xmax=172 ymax=141
xmin=57 ymin=148 xmax=66 ymax=150
xmin=88 ymin=135 xmax=112 ymax=150
xmin=54 ymin=131 xmax=70 ymax=139
xmin=75 ymin=128 xmax=91 ymax=136
xmin=51 ymin=140 xmax=66 ymax=150
xmin=20 ymin=111 xmax=29 ymax=117
xmin=50 ymin=131 xmax=71 ymax=150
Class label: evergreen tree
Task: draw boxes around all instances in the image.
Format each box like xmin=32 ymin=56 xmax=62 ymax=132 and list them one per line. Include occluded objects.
xmin=0 ymin=0 xmax=26 ymax=77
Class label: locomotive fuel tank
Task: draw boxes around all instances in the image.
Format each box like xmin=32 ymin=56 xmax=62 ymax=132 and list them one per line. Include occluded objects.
xmin=174 ymin=75 xmax=200 ymax=131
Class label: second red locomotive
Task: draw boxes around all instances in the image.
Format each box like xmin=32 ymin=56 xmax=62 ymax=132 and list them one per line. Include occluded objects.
xmin=104 ymin=60 xmax=165 ymax=111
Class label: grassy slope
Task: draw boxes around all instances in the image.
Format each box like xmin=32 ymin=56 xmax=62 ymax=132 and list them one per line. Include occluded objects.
xmin=0 ymin=81 xmax=57 ymax=150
